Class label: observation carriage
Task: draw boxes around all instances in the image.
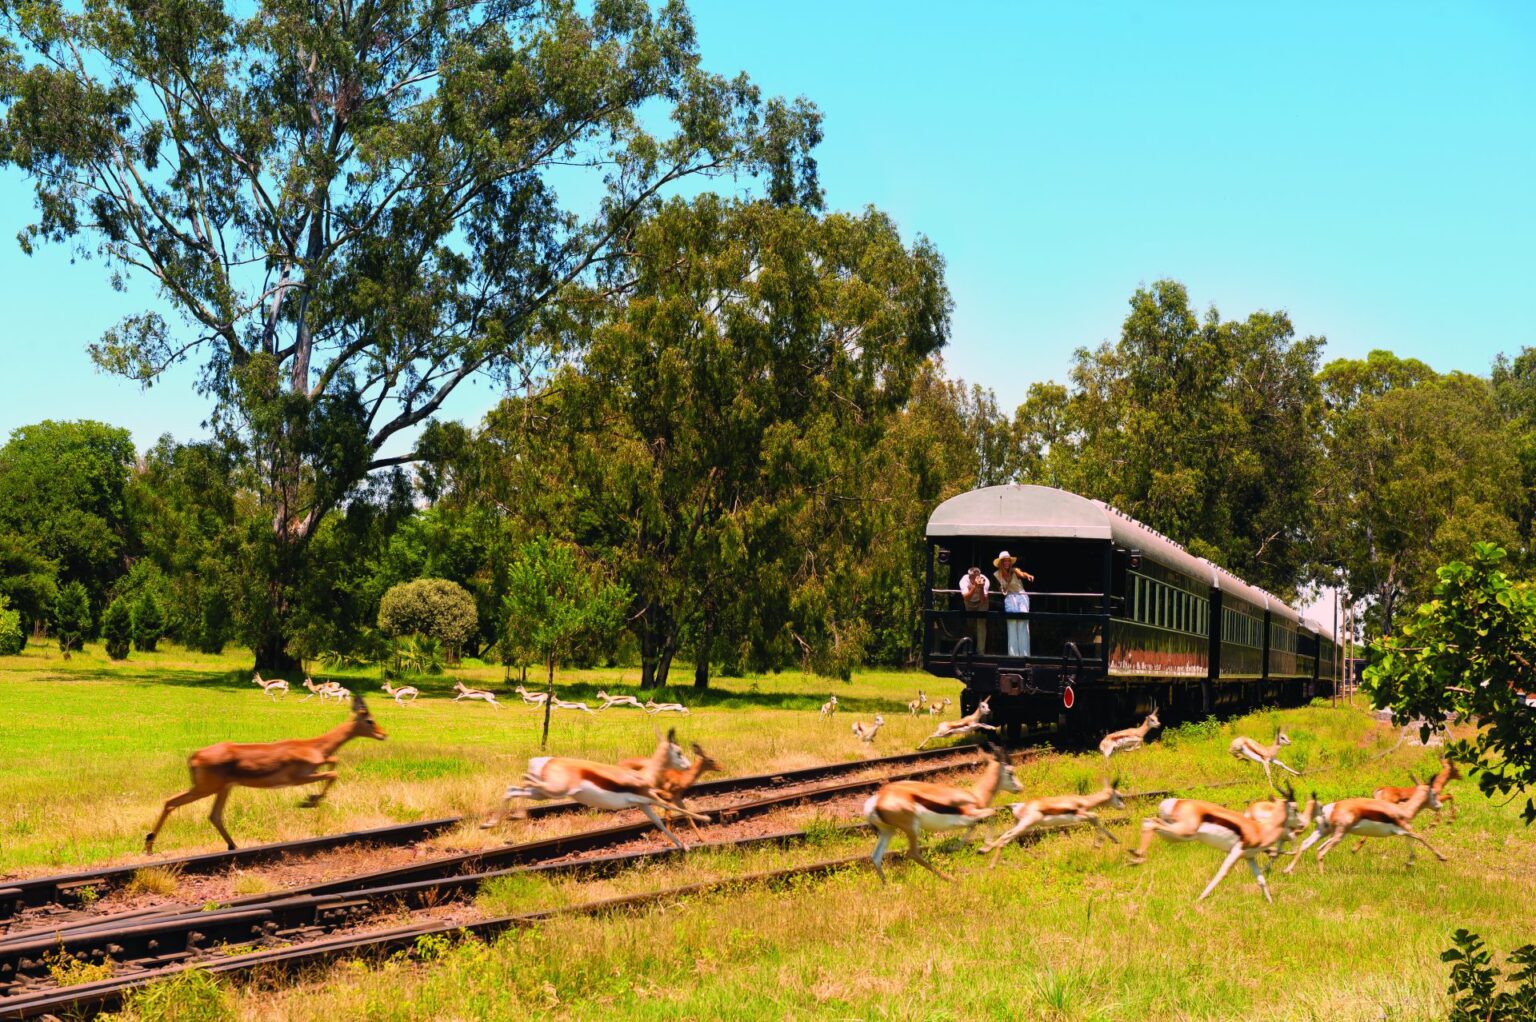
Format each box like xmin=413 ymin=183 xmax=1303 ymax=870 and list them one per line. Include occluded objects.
xmin=922 ymin=485 xmax=1337 ymax=743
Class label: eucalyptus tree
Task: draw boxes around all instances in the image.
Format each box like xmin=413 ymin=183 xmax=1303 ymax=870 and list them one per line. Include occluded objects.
xmin=0 ymin=0 xmax=820 ymax=669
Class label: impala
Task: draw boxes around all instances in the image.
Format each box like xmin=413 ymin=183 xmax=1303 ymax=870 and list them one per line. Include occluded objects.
xmin=596 ymin=689 xmax=644 ymax=710
xmin=907 ymin=690 xmax=927 ymax=716
xmin=145 ymin=694 xmax=386 ymax=852
xmin=1099 ymin=704 xmax=1160 ymax=759
xmin=481 ymin=730 xmax=707 ymax=850
xmin=381 ymin=681 xmax=419 ymax=706
xmin=252 ymin=673 xmax=289 ymax=700
xmin=1361 ymin=758 xmax=1460 ymax=836
xmin=1229 ymin=727 xmax=1299 ymax=787
xmin=645 ymin=699 xmax=689 ymax=715
xmin=1128 ymin=781 xmax=1308 ymax=902
xmin=851 ymin=714 xmax=885 ymax=743
xmin=514 ymin=685 xmax=550 ymax=706
xmin=864 ymin=742 xmax=1020 ymax=882
xmin=619 ymin=740 xmax=721 ymax=835
xmin=917 ymin=695 xmax=999 ymax=748
xmin=453 ymin=681 xmax=501 ymax=707
xmin=981 ymin=780 xmax=1127 ymax=865
xmin=1284 ymin=774 xmax=1445 ymax=873
xmin=819 ymin=695 xmax=839 ymax=716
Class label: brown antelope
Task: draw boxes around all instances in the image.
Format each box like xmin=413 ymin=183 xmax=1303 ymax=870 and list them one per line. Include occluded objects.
xmin=145 ymin=694 xmax=386 ymax=853
xmin=596 ymin=689 xmax=644 ymax=710
xmin=480 ymin=730 xmax=707 ymax=850
xmin=851 ymin=714 xmax=885 ymax=743
xmin=1099 ymin=704 xmax=1160 ymax=759
xmin=453 ymin=681 xmax=500 ymax=708
xmin=981 ymin=780 xmax=1128 ymax=865
xmin=917 ymin=695 xmax=999 ymax=748
xmin=619 ymin=741 xmax=722 ymax=835
xmin=907 ymin=690 xmax=927 ymax=716
xmin=252 ymin=673 xmax=289 ymax=700
xmin=644 ymin=699 xmax=689 ymax=715
xmin=381 ymin=681 xmax=418 ymax=706
xmin=864 ymin=742 xmax=1020 ymax=882
xmin=1229 ymin=727 xmax=1299 ymax=787
xmin=1285 ymin=774 xmax=1446 ymax=873
xmin=819 ymin=694 xmax=839 ymax=716
xmin=301 ymin=677 xmax=344 ymax=702
xmin=928 ymin=697 xmax=952 ymax=718
xmin=1360 ymin=758 xmax=1460 ymax=838
xmin=514 ymin=684 xmax=550 ymax=706
xmin=1128 ymin=781 xmax=1308 ymax=902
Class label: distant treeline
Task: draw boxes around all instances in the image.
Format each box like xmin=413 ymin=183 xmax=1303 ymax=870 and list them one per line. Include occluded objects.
xmin=4 ymin=281 xmax=1532 ymax=685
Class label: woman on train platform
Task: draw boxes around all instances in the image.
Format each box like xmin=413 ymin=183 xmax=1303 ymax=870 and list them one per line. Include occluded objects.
xmin=993 ymin=551 xmax=1035 ymax=657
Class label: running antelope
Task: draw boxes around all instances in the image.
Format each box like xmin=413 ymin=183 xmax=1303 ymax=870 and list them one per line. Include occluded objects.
xmin=145 ymin=694 xmax=386 ymax=852
xmin=551 ymin=696 xmax=598 ymax=715
xmin=864 ymin=742 xmax=1020 ymax=882
xmin=596 ymin=689 xmax=644 ymax=710
xmin=1361 ymin=758 xmax=1460 ymax=838
xmin=928 ymin=697 xmax=952 ymax=718
xmin=481 ymin=730 xmax=707 ymax=850
xmin=1129 ymin=781 xmax=1308 ymax=902
xmin=852 ymin=714 xmax=885 ymax=743
xmin=301 ymin=677 xmax=344 ymax=702
xmin=645 ymin=699 xmax=690 ymax=715
xmin=820 ymin=694 xmax=839 ymax=716
xmin=918 ymin=695 xmax=999 ymax=748
xmin=381 ymin=681 xmax=419 ymax=706
xmin=1284 ymin=774 xmax=1446 ymax=873
xmin=981 ymin=780 xmax=1128 ymax=865
xmin=514 ymin=685 xmax=550 ymax=706
xmin=1229 ymin=727 xmax=1299 ymax=787
xmin=907 ymin=690 xmax=928 ymax=716
xmin=252 ymin=673 xmax=289 ymax=700
xmin=1099 ymin=705 xmax=1160 ymax=759
xmin=453 ymin=681 xmax=501 ymax=707
xmin=619 ymin=740 xmax=721 ymax=835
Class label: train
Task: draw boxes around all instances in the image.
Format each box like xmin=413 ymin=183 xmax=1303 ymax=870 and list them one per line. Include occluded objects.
xmin=921 ymin=484 xmax=1337 ymax=743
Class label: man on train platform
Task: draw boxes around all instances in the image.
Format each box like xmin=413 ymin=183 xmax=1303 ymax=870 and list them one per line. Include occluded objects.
xmin=960 ymin=565 xmax=990 ymax=654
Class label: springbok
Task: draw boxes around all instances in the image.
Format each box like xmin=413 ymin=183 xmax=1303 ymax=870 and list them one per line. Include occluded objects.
xmin=1229 ymin=727 xmax=1299 ymax=787
xmin=1284 ymin=774 xmax=1446 ymax=873
xmin=514 ymin=685 xmax=550 ymax=706
xmin=928 ymin=697 xmax=952 ymax=718
xmin=907 ymin=690 xmax=928 ymax=716
xmin=453 ymin=681 xmax=501 ymax=708
xmin=819 ymin=694 xmax=839 ymax=716
xmin=551 ymin=696 xmax=598 ymax=715
xmin=252 ymin=673 xmax=289 ymax=700
xmin=145 ymin=694 xmax=386 ymax=852
xmin=852 ymin=714 xmax=885 ymax=743
xmin=1129 ymin=781 xmax=1309 ymax=902
xmin=981 ymin=780 xmax=1128 ymax=865
xmin=917 ymin=695 xmax=999 ymax=748
xmin=480 ymin=729 xmax=707 ymax=850
xmin=381 ymin=681 xmax=419 ymax=706
xmin=619 ymin=741 xmax=722 ymax=835
xmin=1359 ymin=758 xmax=1460 ymax=838
xmin=596 ymin=689 xmax=644 ymax=710
xmin=301 ymin=677 xmax=343 ymax=702
xmin=644 ymin=699 xmax=689 ymax=715
xmin=864 ymin=742 xmax=1020 ymax=882
xmin=1099 ymin=705 xmax=1161 ymax=759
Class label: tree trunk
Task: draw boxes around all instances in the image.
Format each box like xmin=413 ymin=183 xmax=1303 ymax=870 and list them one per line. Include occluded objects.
xmin=694 ymin=656 xmax=709 ymax=689
xmin=693 ymin=616 xmax=712 ymax=690
xmin=656 ymin=642 xmax=675 ymax=689
xmin=540 ymin=655 xmax=555 ymax=748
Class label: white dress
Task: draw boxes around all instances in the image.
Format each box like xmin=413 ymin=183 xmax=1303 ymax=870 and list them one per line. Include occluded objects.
xmin=995 ymin=569 xmax=1030 ymax=657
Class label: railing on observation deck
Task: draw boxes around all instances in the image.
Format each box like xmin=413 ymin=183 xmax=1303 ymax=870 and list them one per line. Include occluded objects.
xmin=924 ymin=590 xmax=1109 ymax=665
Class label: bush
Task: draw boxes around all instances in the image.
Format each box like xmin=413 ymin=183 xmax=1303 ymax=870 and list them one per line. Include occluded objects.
xmin=377 ymin=578 xmax=478 ymax=658
xmin=54 ymin=582 xmax=91 ymax=658
xmin=1443 ymin=928 xmax=1536 ymax=1021
xmin=193 ymin=590 xmax=230 ymax=655
xmin=102 ymin=597 xmax=133 ymax=660
xmin=133 ymin=591 xmax=166 ymax=652
xmin=0 ymin=595 xmax=23 ymax=655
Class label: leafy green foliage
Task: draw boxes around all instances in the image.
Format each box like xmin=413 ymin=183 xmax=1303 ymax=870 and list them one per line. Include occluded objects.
xmin=0 ymin=533 xmax=57 ymax=630
xmin=0 ymin=594 xmax=23 ymax=656
xmin=102 ymin=597 xmax=133 ymax=661
xmin=1365 ymin=544 xmax=1536 ymax=823
xmin=377 ymin=578 xmax=478 ymax=658
xmin=53 ymin=581 xmax=91 ymax=658
xmin=389 ymin=635 xmax=445 ymax=678
xmin=1442 ymin=929 xmax=1536 ymax=1022
xmin=132 ymin=592 xmax=166 ymax=652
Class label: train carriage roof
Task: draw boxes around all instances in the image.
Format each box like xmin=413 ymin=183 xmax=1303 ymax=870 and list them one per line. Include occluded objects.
xmin=926 ymin=484 xmax=1300 ymax=625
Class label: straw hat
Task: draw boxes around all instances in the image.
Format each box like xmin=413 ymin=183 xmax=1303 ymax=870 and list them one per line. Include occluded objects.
xmin=993 ymin=551 xmax=1016 ymax=567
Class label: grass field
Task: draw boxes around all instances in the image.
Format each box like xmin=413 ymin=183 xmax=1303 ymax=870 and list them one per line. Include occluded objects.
xmin=3 ymin=642 xmax=1532 ymax=1021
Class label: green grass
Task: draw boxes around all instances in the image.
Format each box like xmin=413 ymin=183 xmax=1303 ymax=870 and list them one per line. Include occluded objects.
xmin=7 ymin=643 xmax=1534 ymax=1020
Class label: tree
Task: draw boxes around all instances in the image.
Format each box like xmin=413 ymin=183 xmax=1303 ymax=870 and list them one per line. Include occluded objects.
xmin=1365 ymin=544 xmax=1536 ymax=824
xmin=377 ymin=578 xmax=478 ymax=660
xmin=53 ymin=581 xmax=91 ymax=658
xmin=0 ymin=421 xmax=136 ymax=607
xmin=0 ymin=533 xmax=57 ymax=635
xmin=501 ymin=537 xmax=628 ymax=747
xmin=0 ymin=595 xmax=23 ymax=656
xmin=132 ymin=591 xmax=166 ymax=652
xmin=1 ymin=0 xmax=821 ymax=672
xmin=477 ymin=196 xmax=948 ymax=688
xmin=102 ymin=597 xmax=133 ymax=660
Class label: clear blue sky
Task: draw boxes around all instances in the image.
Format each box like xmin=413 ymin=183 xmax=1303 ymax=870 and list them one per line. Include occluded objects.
xmin=2 ymin=1 xmax=1532 ymax=450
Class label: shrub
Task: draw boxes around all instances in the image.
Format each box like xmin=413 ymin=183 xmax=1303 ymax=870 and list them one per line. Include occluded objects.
xmin=1444 ymin=928 xmax=1536 ymax=1021
xmin=102 ymin=597 xmax=133 ymax=660
xmin=377 ymin=578 xmax=478 ymax=658
xmin=0 ymin=595 xmax=23 ymax=655
xmin=54 ymin=582 xmax=90 ymax=658
xmin=133 ymin=591 xmax=166 ymax=652
xmin=193 ymin=590 xmax=230 ymax=654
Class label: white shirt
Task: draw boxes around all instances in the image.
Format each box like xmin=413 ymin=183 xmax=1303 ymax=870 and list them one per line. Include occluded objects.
xmin=960 ymin=571 xmax=990 ymax=609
